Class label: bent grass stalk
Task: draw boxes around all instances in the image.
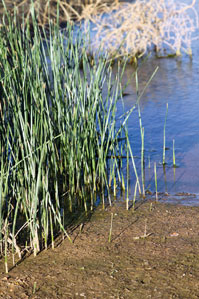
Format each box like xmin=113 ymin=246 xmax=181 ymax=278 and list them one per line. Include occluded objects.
xmin=137 ymin=103 xmax=145 ymax=197
xmin=136 ymin=72 xmax=145 ymax=197
xmin=126 ymin=136 xmax=141 ymax=195
xmin=132 ymin=181 xmax=138 ymax=212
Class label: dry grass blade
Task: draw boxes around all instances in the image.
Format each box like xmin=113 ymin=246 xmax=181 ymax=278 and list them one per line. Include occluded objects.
xmin=83 ymin=0 xmax=199 ymax=57
xmin=0 ymin=0 xmax=116 ymax=25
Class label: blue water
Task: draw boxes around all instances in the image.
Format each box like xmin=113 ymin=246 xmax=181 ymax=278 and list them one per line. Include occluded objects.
xmin=58 ymin=0 xmax=199 ymax=205
xmin=118 ymin=52 xmax=199 ymax=203
xmin=113 ymin=1 xmax=199 ymax=205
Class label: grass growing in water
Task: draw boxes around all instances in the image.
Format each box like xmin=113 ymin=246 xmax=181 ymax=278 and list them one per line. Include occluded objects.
xmin=162 ymin=103 xmax=168 ymax=165
xmin=173 ymin=139 xmax=177 ymax=168
xmin=0 ymin=7 xmax=141 ymax=271
xmin=154 ymin=162 xmax=158 ymax=201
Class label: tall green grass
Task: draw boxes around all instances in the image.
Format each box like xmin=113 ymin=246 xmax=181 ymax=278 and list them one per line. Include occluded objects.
xmin=0 ymin=8 xmax=139 ymax=270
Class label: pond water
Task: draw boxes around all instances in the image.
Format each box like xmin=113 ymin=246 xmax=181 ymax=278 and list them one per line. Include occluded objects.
xmin=114 ymin=1 xmax=199 ymax=205
xmin=58 ymin=0 xmax=199 ymax=206
xmin=119 ymin=52 xmax=199 ymax=206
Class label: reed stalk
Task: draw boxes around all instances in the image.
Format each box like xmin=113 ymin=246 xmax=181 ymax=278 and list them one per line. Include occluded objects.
xmin=163 ymin=103 xmax=168 ymax=165
xmin=136 ymin=68 xmax=145 ymax=198
xmin=173 ymin=139 xmax=176 ymax=167
xmin=141 ymin=127 xmax=145 ymax=197
xmin=154 ymin=162 xmax=158 ymax=201
xmin=126 ymin=143 xmax=129 ymax=211
xmin=132 ymin=181 xmax=138 ymax=212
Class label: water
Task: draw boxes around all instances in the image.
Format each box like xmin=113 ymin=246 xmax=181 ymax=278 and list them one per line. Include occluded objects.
xmin=118 ymin=53 xmax=199 ymax=205
xmin=112 ymin=1 xmax=199 ymax=205
xmin=57 ymin=0 xmax=199 ymax=205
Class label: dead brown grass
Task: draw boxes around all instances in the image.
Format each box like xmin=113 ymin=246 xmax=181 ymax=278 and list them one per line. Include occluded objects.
xmin=0 ymin=0 xmax=198 ymax=57
xmin=83 ymin=0 xmax=199 ymax=57
xmin=0 ymin=0 xmax=116 ymax=25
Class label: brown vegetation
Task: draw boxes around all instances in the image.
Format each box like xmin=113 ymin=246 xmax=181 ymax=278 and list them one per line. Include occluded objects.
xmin=84 ymin=0 xmax=198 ymax=57
xmin=0 ymin=0 xmax=116 ymax=25
xmin=1 ymin=0 xmax=198 ymax=57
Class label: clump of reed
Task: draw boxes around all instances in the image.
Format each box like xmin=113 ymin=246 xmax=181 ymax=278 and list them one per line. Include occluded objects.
xmin=0 ymin=5 xmax=140 ymax=271
xmin=84 ymin=0 xmax=198 ymax=58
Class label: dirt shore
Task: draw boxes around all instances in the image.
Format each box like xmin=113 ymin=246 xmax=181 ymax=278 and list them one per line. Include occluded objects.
xmin=1 ymin=200 xmax=199 ymax=298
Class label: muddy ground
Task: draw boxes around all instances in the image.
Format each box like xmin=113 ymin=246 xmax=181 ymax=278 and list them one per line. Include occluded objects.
xmin=1 ymin=200 xmax=199 ymax=298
